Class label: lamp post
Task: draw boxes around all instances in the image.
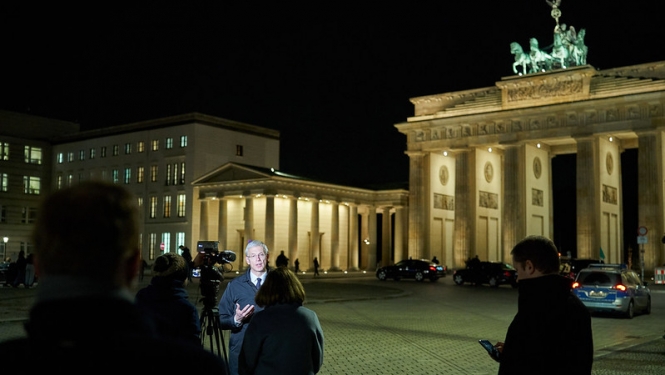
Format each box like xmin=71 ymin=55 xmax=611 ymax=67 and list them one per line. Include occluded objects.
xmin=2 ymin=237 xmax=7 ymax=262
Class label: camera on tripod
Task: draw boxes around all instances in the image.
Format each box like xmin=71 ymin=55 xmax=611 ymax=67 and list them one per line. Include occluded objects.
xmin=195 ymin=241 xmax=236 ymax=307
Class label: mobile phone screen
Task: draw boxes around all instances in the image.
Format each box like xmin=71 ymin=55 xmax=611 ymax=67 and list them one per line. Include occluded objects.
xmin=478 ymin=340 xmax=500 ymax=361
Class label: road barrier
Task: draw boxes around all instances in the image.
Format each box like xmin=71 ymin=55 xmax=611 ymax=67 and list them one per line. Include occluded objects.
xmin=655 ymin=267 xmax=665 ymax=284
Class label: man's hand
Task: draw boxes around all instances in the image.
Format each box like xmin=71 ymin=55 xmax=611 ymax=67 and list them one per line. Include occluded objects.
xmin=234 ymin=303 xmax=255 ymax=324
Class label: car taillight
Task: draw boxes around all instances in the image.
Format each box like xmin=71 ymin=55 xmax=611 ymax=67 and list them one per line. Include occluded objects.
xmin=614 ymin=284 xmax=627 ymax=291
xmin=572 ymin=281 xmax=580 ymax=288
xmin=504 ymin=271 xmax=512 ymax=278
xmin=429 ymin=266 xmax=437 ymax=272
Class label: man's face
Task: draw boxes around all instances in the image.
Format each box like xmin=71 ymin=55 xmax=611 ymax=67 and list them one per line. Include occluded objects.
xmin=512 ymin=257 xmax=534 ymax=282
xmin=246 ymin=245 xmax=268 ymax=274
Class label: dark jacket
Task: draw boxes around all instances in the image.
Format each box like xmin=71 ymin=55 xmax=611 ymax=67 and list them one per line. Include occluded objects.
xmin=135 ymin=276 xmax=201 ymax=346
xmin=218 ymin=269 xmax=266 ymax=375
xmin=498 ymin=274 xmax=593 ymax=375
xmin=0 ymin=294 xmax=228 ymax=374
xmin=239 ymin=303 xmax=324 ymax=375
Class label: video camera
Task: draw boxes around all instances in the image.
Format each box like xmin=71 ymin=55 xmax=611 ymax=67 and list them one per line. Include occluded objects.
xmin=196 ymin=240 xmax=236 ymax=266
xmin=196 ymin=241 xmax=237 ymax=307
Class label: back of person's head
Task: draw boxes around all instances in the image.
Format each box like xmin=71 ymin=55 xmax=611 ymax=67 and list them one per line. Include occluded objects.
xmin=153 ymin=253 xmax=188 ymax=281
xmin=244 ymin=239 xmax=269 ymax=256
xmin=32 ymin=181 xmax=140 ymax=281
xmin=254 ymin=267 xmax=305 ymax=307
xmin=511 ymin=235 xmax=560 ymax=274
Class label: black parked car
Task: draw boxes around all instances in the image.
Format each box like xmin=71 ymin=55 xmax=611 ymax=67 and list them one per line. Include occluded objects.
xmin=453 ymin=261 xmax=518 ymax=288
xmin=376 ymin=259 xmax=447 ymax=282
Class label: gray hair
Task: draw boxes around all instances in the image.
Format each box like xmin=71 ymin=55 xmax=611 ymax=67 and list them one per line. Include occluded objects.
xmin=244 ymin=239 xmax=269 ymax=256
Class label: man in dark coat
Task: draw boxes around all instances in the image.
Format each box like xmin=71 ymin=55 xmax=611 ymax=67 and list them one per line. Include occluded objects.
xmin=0 ymin=181 xmax=228 ymax=374
xmin=493 ymin=235 xmax=593 ymax=375
xmin=275 ymin=250 xmax=288 ymax=268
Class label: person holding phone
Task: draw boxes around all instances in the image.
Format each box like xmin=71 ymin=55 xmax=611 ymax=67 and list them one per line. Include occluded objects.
xmin=492 ymin=235 xmax=593 ymax=375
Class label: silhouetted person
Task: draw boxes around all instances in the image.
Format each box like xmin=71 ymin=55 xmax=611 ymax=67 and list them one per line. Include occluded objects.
xmin=294 ymin=258 xmax=300 ymax=273
xmin=275 ymin=250 xmax=288 ymax=268
xmin=0 ymin=181 xmax=228 ymax=373
xmin=432 ymin=256 xmax=440 ymax=265
xmin=313 ymin=257 xmax=320 ymax=277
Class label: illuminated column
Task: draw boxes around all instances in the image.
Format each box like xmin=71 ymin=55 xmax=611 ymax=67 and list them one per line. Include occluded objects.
xmin=329 ymin=200 xmax=341 ymax=271
xmin=407 ymin=152 xmax=427 ymax=259
xmin=244 ymin=195 xmax=254 ymax=242
xmin=637 ymin=131 xmax=665 ymax=270
xmin=348 ymin=203 xmax=359 ymax=271
xmin=367 ymin=206 xmax=377 ymax=270
xmin=288 ymin=196 xmax=298 ymax=268
xmin=218 ymin=198 xmax=228 ymax=250
xmin=381 ymin=207 xmax=392 ymax=266
xmin=265 ymin=194 xmax=275 ymax=260
xmin=199 ymin=200 xmax=209 ymax=240
xmin=502 ymin=144 xmax=526 ymax=253
xmin=576 ymin=136 xmax=600 ymax=258
xmin=393 ymin=206 xmax=405 ymax=263
xmin=311 ymin=199 xmax=320 ymax=270
xmin=454 ymin=150 xmax=473 ymax=265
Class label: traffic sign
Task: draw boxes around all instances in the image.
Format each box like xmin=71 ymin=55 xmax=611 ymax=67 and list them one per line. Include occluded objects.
xmin=637 ymin=235 xmax=647 ymax=244
xmin=637 ymin=226 xmax=648 ymax=236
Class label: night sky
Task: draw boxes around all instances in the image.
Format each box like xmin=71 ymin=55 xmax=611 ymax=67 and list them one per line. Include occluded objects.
xmin=2 ymin=1 xmax=663 ymax=254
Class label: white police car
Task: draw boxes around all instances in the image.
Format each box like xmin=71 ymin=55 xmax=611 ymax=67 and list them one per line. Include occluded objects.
xmin=572 ymin=263 xmax=651 ymax=319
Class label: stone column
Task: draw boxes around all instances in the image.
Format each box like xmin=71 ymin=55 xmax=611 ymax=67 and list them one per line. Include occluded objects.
xmin=329 ymin=200 xmax=341 ymax=271
xmin=637 ymin=131 xmax=664 ymax=270
xmin=502 ymin=144 xmax=525 ymax=252
xmin=265 ymin=194 xmax=275 ymax=262
xmin=393 ymin=206 xmax=405 ymax=263
xmin=454 ymin=151 xmax=473 ymax=266
xmin=310 ymin=199 xmax=320 ymax=270
xmin=288 ymin=196 xmax=298 ymax=269
xmin=367 ymin=206 xmax=377 ymax=271
xmin=576 ymin=136 xmax=600 ymax=259
xmin=348 ymin=203 xmax=359 ymax=271
xmin=381 ymin=207 xmax=392 ymax=266
xmin=218 ymin=198 xmax=227 ymax=250
xmin=244 ymin=195 xmax=254 ymax=242
xmin=407 ymin=151 xmax=427 ymax=259
xmin=199 ymin=200 xmax=209 ymax=240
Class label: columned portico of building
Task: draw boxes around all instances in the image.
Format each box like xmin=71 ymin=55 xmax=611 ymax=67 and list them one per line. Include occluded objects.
xmin=191 ymin=163 xmax=408 ymax=274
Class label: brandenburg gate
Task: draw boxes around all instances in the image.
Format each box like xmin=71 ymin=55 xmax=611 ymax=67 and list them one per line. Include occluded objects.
xmin=395 ymin=61 xmax=665 ymax=273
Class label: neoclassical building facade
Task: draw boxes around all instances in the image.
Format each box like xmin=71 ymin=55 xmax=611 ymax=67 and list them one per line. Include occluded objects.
xmin=396 ymin=61 xmax=665 ymax=271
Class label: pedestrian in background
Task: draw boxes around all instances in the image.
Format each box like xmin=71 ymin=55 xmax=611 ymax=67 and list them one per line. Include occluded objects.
xmin=238 ymin=267 xmax=324 ymax=375
xmin=12 ymin=250 xmax=26 ymax=288
xmin=24 ymin=253 xmax=35 ymax=288
xmin=0 ymin=181 xmax=228 ymax=373
xmin=313 ymin=257 xmax=320 ymax=277
xmin=294 ymin=258 xmax=300 ymax=273
xmin=276 ymin=250 xmax=289 ymax=268
xmin=135 ymin=252 xmax=201 ymax=346
xmin=179 ymin=244 xmax=194 ymax=282
xmin=490 ymin=235 xmax=593 ymax=375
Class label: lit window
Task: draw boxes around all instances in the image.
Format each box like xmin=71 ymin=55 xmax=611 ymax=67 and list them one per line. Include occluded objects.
xmin=57 ymin=153 xmax=64 ymax=163
xmin=124 ymin=168 xmax=131 ymax=184
xmin=149 ymin=196 xmax=157 ymax=219
xmin=112 ymin=145 xmax=119 ymax=156
xmin=101 ymin=147 xmax=107 ymax=158
xmin=150 ymin=165 xmax=158 ymax=182
xmin=177 ymin=194 xmax=186 ymax=217
xmin=124 ymin=143 xmax=131 ymax=154
xmin=180 ymin=136 xmax=188 ymax=148
xmin=137 ymin=141 xmax=145 ymax=153
xmin=163 ymin=195 xmax=171 ymax=218
xmin=23 ymin=176 xmax=40 ymax=195
xmin=67 ymin=152 xmax=74 ymax=162
xmin=24 ymin=146 xmax=43 ymax=164
xmin=151 ymin=140 xmax=159 ymax=151
xmin=137 ymin=166 xmax=145 ymax=183
xmin=165 ymin=138 xmax=173 ymax=149
xmin=21 ymin=207 xmax=37 ymax=224
xmin=89 ymin=148 xmax=96 ymax=159
xmin=236 ymin=145 xmax=243 ymax=156
xmin=79 ymin=150 xmax=85 ymax=161
xmin=112 ymin=169 xmax=119 ymax=184
xmin=1 ymin=142 xmax=10 ymax=161
xmin=0 ymin=173 xmax=7 ymax=192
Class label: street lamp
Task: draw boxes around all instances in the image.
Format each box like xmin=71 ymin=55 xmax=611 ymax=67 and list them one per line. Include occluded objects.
xmin=2 ymin=237 xmax=7 ymax=262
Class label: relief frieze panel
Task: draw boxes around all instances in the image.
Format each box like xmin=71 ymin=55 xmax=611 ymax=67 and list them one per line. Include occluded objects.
xmin=434 ymin=193 xmax=455 ymax=211
xmin=479 ymin=191 xmax=499 ymax=209
xmin=506 ymin=77 xmax=584 ymax=103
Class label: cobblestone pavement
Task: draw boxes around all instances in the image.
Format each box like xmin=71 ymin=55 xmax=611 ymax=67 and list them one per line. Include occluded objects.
xmin=1 ymin=272 xmax=664 ymax=374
